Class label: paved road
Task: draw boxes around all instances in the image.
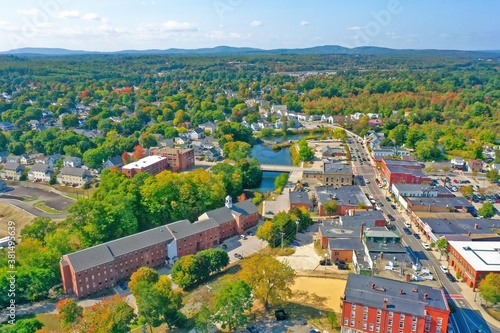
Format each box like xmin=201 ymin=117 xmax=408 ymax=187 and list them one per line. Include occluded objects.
xmin=340 ymin=129 xmax=498 ymax=333
xmin=0 ymin=199 xmax=70 ymax=219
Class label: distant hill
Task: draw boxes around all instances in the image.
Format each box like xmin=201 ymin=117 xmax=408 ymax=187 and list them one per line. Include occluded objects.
xmin=1 ymin=45 xmax=499 ymax=57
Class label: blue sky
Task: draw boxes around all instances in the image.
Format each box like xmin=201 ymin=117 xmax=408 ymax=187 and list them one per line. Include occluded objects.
xmin=0 ymin=0 xmax=498 ymax=51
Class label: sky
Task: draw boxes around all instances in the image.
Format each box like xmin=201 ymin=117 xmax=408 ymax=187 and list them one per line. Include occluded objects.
xmin=0 ymin=0 xmax=499 ymax=52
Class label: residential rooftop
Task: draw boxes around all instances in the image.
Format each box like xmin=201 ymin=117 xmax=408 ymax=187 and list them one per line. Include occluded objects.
xmin=324 ymin=163 xmax=352 ymax=174
xmin=344 ymin=274 xmax=449 ymax=316
xmin=289 ymin=191 xmax=311 ymax=205
xmin=316 ymin=185 xmax=372 ymax=208
xmin=340 ymin=210 xmax=385 ymax=227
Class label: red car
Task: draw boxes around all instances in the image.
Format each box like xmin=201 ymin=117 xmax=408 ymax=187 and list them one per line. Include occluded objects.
xmin=453 ymin=179 xmax=459 ymax=184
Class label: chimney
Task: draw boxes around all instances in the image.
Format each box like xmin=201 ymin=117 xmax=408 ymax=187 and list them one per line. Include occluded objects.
xmin=424 ymin=293 xmax=428 ymax=300
xmin=372 ymin=283 xmax=376 ymax=289
xmin=474 ymin=223 xmax=479 ymax=229
xmin=380 ymin=252 xmax=384 ymax=259
xmin=412 ymin=287 xmax=418 ymax=293
xmin=399 ymin=289 xmax=403 ymax=295
xmin=383 ymin=298 xmax=388 ymax=309
xmin=468 ymin=231 xmax=471 ymax=236
xmin=348 ymin=199 xmax=351 ymax=204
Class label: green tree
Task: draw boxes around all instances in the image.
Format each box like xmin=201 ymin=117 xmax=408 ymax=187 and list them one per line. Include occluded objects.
xmin=77 ymin=295 xmax=135 ymax=333
xmin=323 ymin=200 xmax=338 ymax=215
xmin=436 ymin=238 xmax=449 ymax=259
xmin=236 ymin=158 xmax=262 ymax=189
xmin=486 ymin=169 xmax=500 ymax=182
xmin=240 ymin=255 xmax=295 ymax=309
xmin=478 ymin=201 xmax=495 ymax=218
xmin=212 ymin=280 xmax=253 ymax=331
xmin=171 ymin=255 xmax=199 ymax=288
xmin=223 ymin=141 xmax=251 ymax=161
xmin=478 ymin=273 xmax=500 ymax=304
xmin=194 ymin=305 xmax=212 ymax=333
xmin=415 ymin=139 xmax=441 ymax=161
xmin=0 ymin=131 xmax=8 ymax=150
xmin=20 ymin=217 xmax=56 ymax=243
xmin=458 ymin=186 xmax=473 ymax=198
xmin=332 ymin=128 xmax=348 ymax=141
xmin=0 ymin=318 xmax=43 ymax=333
xmin=328 ymin=312 xmax=339 ymax=329
xmin=61 ymin=114 xmax=79 ymax=129
xmin=142 ymin=134 xmax=158 ymax=149
xmin=82 ymin=147 xmax=107 ymax=169
xmin=56 ymin=298 xmax=83 ymax=331
xmin=274 ymin=173 xmax=289 ymax=194
xmin=388 ymin=124 xmax=408 ymax=146
xmin=297 ymin=139 xmax=314 ymax=162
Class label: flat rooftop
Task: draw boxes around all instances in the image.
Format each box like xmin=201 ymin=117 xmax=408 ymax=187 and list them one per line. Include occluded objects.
xmin=407 ymin=196 xmax=473 ymax=209
xmin=448 ymin=241 xmax=500 ymax=272
xmin=122 ymin=155 xmax=166 ymax=170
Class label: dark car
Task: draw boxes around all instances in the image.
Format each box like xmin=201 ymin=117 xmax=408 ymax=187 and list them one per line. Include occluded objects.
xmin=413 ymin=233 xmax=421 ymax=239
xmin=386 ymin=197 xmax=391 ymax=202
xmin=119 ymin=282 xmax=128 ymax=290
xmin=334 ymin=259 xmax=346 ymax=266
xmin=319 ymin=259 xmax=332 ymax=266
xmin=446 ymin=273 xmax=456 ymax=282
xmin=337 ymin=263 xmax=349 ymax=270
xmin=292 ymin=241 xmax=300 ymax=246
xmin=275 ymin=309 xmax=287 ymax=321
xmin=387 ymin=214 xmax=395 ymax=221
xmin=234 ymin=253 xmax=244 ymax=260
xmin=391 ymin=204 xmax=397 ymax=210
xmin=403 ymin=227 xmax=412 ymax=235
xmin=246 ymin=325 xmax=259 ymax=333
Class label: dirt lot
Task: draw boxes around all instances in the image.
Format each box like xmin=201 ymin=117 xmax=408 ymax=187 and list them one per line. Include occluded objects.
xmin=0 ymin=203 xmax=35 ymax=239
xmin=291 ymin=276 xmax=347 ymax=312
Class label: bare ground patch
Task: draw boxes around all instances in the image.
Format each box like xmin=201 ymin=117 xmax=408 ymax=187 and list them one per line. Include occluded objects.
xmin=0 ymin=203 xmax=35 ymax=239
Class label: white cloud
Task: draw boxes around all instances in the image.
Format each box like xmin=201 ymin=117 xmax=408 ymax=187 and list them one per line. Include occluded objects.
xmin=300 ymin=21 xmax=309 ymax=27
xmin=56 ymin=10 xmax=80 ymax=19
xmin=161 ymin=20 xmax=197 ymax=32
xmin=347 ymin=26 xmax=364 ymax=31
xmin=17 ymin=8 xmax=40 ymax=16
xmin=250 ymin=20 xmax=262 ymax=27
xmin=83 ymin=13 xmax=100 ymax=20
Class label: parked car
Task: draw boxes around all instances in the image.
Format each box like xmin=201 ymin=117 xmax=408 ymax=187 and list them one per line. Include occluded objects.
xmin=291 ymin=241 xmax=300 ymax=246
xmin=422 ymin=242 xmax=431 ymax=250
xmin=119 ymin=282 xmax=128 ymax=290
xmin=234 ymin=253 xmax=244 ymax=260
xmin=440 ymin=265 xmax=449 ymax=274
xmin=446 ymin=273 xmax=456 ymax=282
xmin=403 ymin=227 xmax=412 ymax=235
xmin=414 ymin=233 xmax=421 ymax=239
xmin=391 ymin=204 xmax=397 ymax=210
xmin=246 ymin=325 xmax=259 ymax=333
xmin=386 ymin=197 xmax=391 ymax=202
xmin=387 ymin=214 xmax=395 ymax=221
xmin=319 ymin=258 xmax=332 ymax=266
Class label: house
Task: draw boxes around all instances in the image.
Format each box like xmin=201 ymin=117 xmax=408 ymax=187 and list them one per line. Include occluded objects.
xmin=57 ymin=167 xmax=92 ymax=187
xmin=198 ymin=122 xmax=218 ymax=134
xmin=205 ymin=148 xmax=222 ymax=162
xmin=19 ymin=154 xmax=32 ymax=165
xmin=450 ymin=157 xmax=465 ymax=170
xmin=1 ymin=162 xmax=24 ymax=180
xmin=321 ymin=146 xmax=345 ymax=159
xmin=28 ymin=163 xmax=54 ymax=182
xmin=341 ymin=275 xmax=450 ymax=333
xmin=490 ymin=163 xmax=500 ymax=171
xmin=122 ymin=156 xmax=168 ymax=178
xmin=339 ymin=210 xmax=387 ymax=227
xmin=0 ymin=122 xmax=17 ymax=131
xmin=64 ymin=156 xmax=82 ymax=168
xmin=189 ymin=128 xmax=205 ymax=141
xmin=289 ymin=191 xmax=312 ymax=211
xmin=448 ymin=241 xmax=500 ymax=291
xmin=371 ymin=147 xmax=396 ymax=161
xmin=103 ymin=156 xmax=124 ymax=169
xmin=29 ymin=119 xmax=40 ymax=130
xmin=271 ymin=105 xmax=287 ymax=114
xmin=466 ymin=159 xmax=482 ymax=172
xmin=6 ymin=156 xmax=20 ymax=164
xmin=308 ymin=115 xmax=321 ymax=122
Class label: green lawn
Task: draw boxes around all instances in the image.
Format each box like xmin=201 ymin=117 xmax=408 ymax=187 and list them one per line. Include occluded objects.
xmin=33 ymin=201 xmax=68 ymax=214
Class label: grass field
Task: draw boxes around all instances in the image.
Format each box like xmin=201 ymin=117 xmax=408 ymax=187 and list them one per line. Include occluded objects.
xmin=50 ymin=184 xmax=95 ymax=198
xmin=0 ymin=203 xmax=35 ymax=238
xmin=34 ymin=201 xmax=68 ymax=214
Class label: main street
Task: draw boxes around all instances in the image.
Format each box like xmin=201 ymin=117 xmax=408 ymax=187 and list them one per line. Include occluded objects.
xmin=340 ymin=127 xmax=498 ymax=333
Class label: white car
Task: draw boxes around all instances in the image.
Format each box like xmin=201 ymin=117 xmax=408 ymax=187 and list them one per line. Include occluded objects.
xmin=440 ymin=265 xmax=449 ymax=274
xmin=422 ymin=242 xmax=431 ymax=250
xmin=365 ymin=179 xmax=370 ymax=184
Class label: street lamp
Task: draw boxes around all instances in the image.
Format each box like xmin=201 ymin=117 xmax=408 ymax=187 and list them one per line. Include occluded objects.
xmin=324 ymin=253 xmax=329 ymax=274
xmin=296 ymin=219 xmax=300 ymax=235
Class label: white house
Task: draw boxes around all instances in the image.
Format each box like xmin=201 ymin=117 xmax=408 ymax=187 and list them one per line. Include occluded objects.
xmin=28 ymin=163 xmax=54 ymax=182
xmin=189 ymin=128 xmax=205 ymax=141
xmin=64 ymin=156 xmax=82 ymax=168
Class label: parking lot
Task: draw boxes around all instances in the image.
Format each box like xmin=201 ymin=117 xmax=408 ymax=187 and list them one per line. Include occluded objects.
xmin=1 ymin=185 xmax=74 ymax=211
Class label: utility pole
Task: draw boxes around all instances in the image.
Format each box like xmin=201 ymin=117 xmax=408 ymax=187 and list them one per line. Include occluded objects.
xmin=281 ymin=232 xmax=285 ymax=250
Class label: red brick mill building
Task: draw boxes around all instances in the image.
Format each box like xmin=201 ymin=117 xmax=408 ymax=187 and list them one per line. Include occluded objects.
xmin=60 ymin=197 xmax=259 ymax=298
xmin=342 ymin=274 xmax=450 ymax=333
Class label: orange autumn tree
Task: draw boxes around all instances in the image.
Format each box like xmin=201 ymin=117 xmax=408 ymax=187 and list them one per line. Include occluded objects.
xmin=132 ymin=145 xmax=145 ymax=160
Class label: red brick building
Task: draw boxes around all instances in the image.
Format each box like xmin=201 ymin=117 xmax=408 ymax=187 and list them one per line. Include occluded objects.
xmin=342 ymin=274 xmax=450 ymax=333
xmin=315 ymin=186 xmax=373 ymax=216
xmin=289 ymin=191 xmax=312 ymax=211
xmin=381 ymin=159 xmax=430 ymax=187
xmin=149 ymin=147 xmax=195 ymax=172
xmin=60 ymin=197 xmax=259 ymax=298
xmin=121 ymin=155 xmax=168 ymax=178
xmin=448 ymin=241 xmax=500 ymax=291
